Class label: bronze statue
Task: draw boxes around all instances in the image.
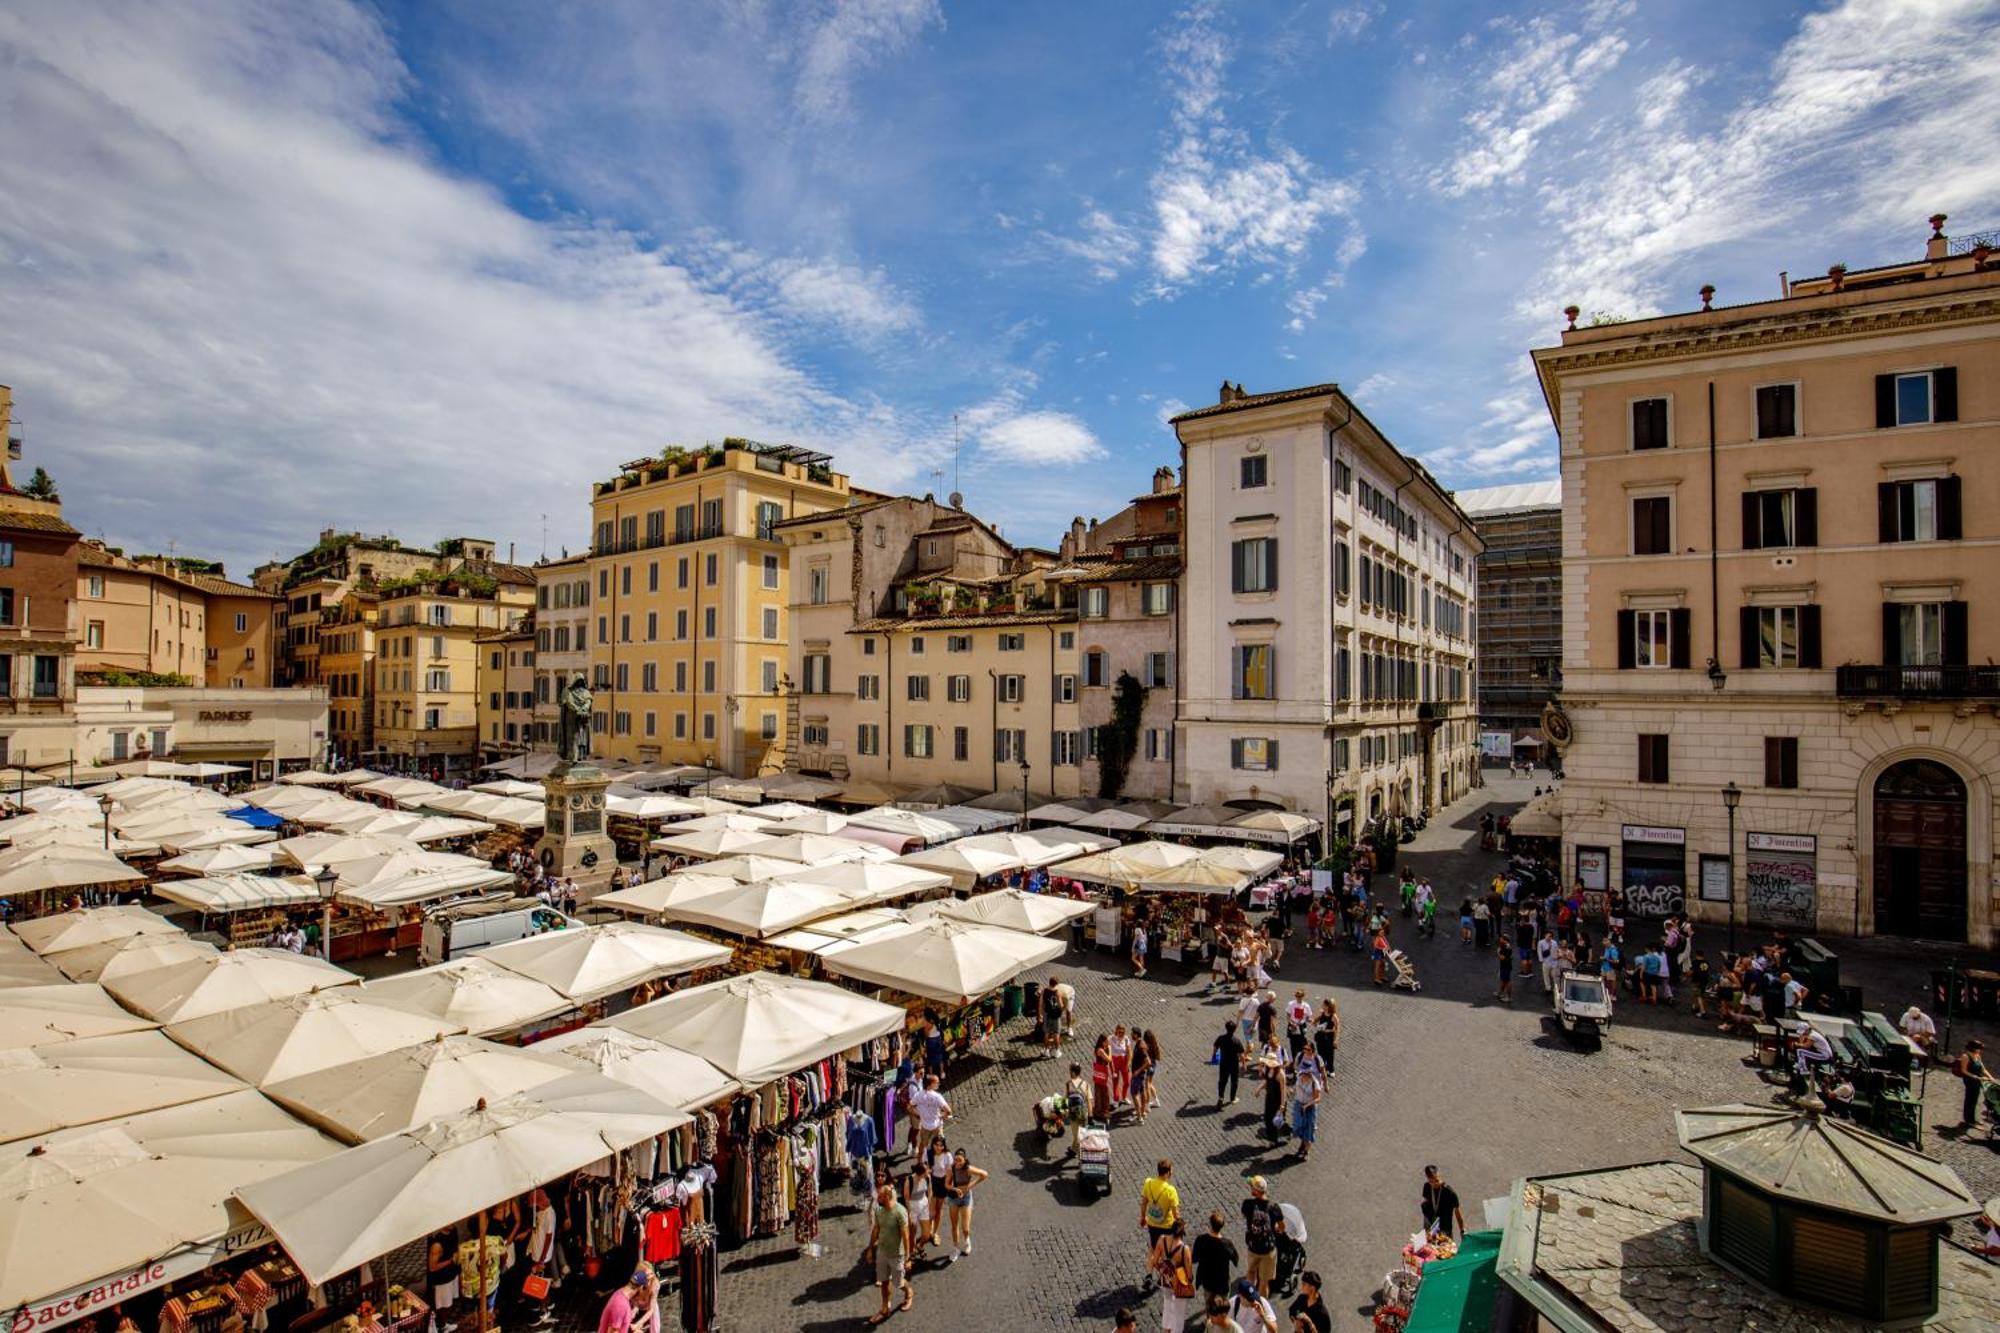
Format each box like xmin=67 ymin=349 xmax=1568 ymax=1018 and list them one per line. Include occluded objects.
xmin=557 ymin=675 xmax=593 ymax=764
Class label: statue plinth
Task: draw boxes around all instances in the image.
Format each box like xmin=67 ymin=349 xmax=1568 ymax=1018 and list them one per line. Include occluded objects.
xmin=534 ymin=762 xmax=619 ymax=900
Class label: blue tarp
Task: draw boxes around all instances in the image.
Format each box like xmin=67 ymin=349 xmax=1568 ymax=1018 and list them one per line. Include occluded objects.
xmin=225 ymin=806 xmax=286 ymax=830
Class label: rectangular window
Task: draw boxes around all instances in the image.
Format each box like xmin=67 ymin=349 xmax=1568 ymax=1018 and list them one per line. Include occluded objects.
xmin=646 ymin=510 xmax=665 ymax=546
xmin=644 ymin=711 xmax=657 ymax=737
xmin=86 ymin=574 xmax=103 ymax=598
xmin=1082 ymin=651 xmax=1107 ymax=689
xmin=802 ymin=654 xmax=830 ymax=694
xmin=1052 ymin=731 xmax=1079 ymax=765
xmin=762 ymin=607 xmax=779 ymax=639
xmin=1080 ymin=587 xmax=1109 ymax=618
xmin=85 ymin=620 xmax=103 ymax=649
xmin=1742 ymin=488 xmax=1815 ymax=549
xmin=1058 ymin=631 xmax=1073 ymax=650
xmin=647 ymin=562 xmax=659 ymax=593
xmin=1879 ymin=478 xmax=1961 ymax=543
xmin=1632 ymin=609 xmax=1672 ymax=669
xmin=1637 ymin=734 xmax=1670 ymax=784
xmin=1334 ymin=458 xmax=1351 ymax=493
xmin=904 ymin=723 xmax=933 ymax=758
xmin=762 ymin=554 xmax=779 ymax=589
xmin=1143 ymin=652 xmax=1173 ymax=689
xmin=858 ymin=723 xmax=879 ymax=755
xmin=808 ymin=567 xmax=828 ymax=604
xmin=953 ymin=726 xmax=969 ymax=761
xmin=701 ymin=498 xmax=722 ymax=536
xmin=674 ymin=713 xmax=688 ymax=739
xmin=1764 ymin=737 xmax=1799 ymax=789
xmin=1897 ymin=372 xmax=1933 ymax=425
xmin=998 ymin=674 xmax=1024 ymax=703
xmin=948 ymin=674 xmax=972 ymax=703
xmin=1240 ymin=454 xmax=1267 ymax=488
xmin=1632 ymin=496 xmax=1672 ymax=555
xmin=1755 ymin=384 xmax=1797 ymax=439
xmin=1231 ymin=538 xmax=1277 ymax=593
xmin=994 ymin=728 xmax=1027 ymax=763
xmin=1631 ymin=397 xmax=1669 ymax=450
xmin=702 ymin=660 xmax=716 ymax=692
xmin=641 ymin=662 xmax=658 ymax=692
xmin=1230 ymin=737 xmax=1277 ymax=771
xmin=614 ymin=663 xmax=629 ymax=692
xmin=947 ymin=634 xmax=971 ymax=653
xmin=862 ymin=638 xmax=876 ymax=656
xmin=856 ymin=673 xmax=879 ymax=700
xmin=1142 ymin=583 xmax=1174 ymax=616
xmin=702 ymin=712 xmax=716 ymax=740
xmin=757 ymin=502 xmax=784 ymax=541
xmin=703 ymin=607 xmax=716 ymax=638
xmin=620 ymin=614 xmax=631 ymax=642
xmin=760 ymin=712 xmax=777 ymax=741
xmin=1757 ymin=606 xmax=1799 ymax=668
xmin=704 ymin=552 xmax=717 ymax=586
xmin=998 ymin=633 xmax=1025 ymax=651
xmin=1896 ymin=602 xmax=1945 ymax=666
xmin=907 ymin=674 xmax=930 ymax=701
xmin=646 ymin=611 xmax=658 ymax=640
xmin=234 ymin=613 xmax=248 ymax=633
xmin=111 ymin=730 xmax=129 ymax=760
xmin=677 ymin=558 xmax=690 ymax=589
xmin=1232 ymin=643 xmax=1275 ymax=699
xmin=1056 ymin=673 xmax=1076 ymax=702
xmin=1144 ymin=728 xmax=1175 ymax=762
xmin=1335 ymin=542 xmax=1350 ymax=598
xmin=620 ymin=565 xmax=632 ymax=596
xmin=761 ymin=660 xmax=778 ymax=693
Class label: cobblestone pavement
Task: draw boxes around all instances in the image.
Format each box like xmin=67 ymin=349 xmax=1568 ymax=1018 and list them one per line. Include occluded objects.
xmin=453 ymin=771 xmax=2000 ymax=1332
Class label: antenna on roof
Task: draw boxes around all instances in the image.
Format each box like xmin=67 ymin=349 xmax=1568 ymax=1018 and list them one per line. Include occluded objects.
xmin=540 ymin=513 xmax=548 ymax=562
xmin=953 ymin=413 xmax=961 ymax=497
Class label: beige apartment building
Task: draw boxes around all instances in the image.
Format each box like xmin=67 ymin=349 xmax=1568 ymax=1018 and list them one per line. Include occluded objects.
xmin=1050 ymin=468 xmax=1184 ymax=800
xmin=317 ymin=589 xmax=377 ymax=761
xmin=74 ymin=544 xmax=278 ymax=688
xmin=256 ymin=531 xmax=452 ymax=688
xmin=531 ymin=554 xmax=590 ymax=751
xmin=372 ymin=572 xmax=534 ymax=773
xmin=778 ymin=495 xmax=1084 ymax=797
xmin=1173 ymin=382 xmax=1482 ymax=842
xmin=587 ymin=440 xmax=851 ymax=774
xmin=1534 ymin=220 xmax=2000 ymax=944
xmin=476 ymin=624 xmax=536 ymax=761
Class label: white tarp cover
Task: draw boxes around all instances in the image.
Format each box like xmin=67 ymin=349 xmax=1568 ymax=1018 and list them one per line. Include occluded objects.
xmin=360 ymin=958 xmax=573 ymax=1037
xmin=164 ymin=988 xmax=464 ymax=1087
xmin=0 ymin=984 xmax=158 ymax=1049
xmin=233 ymin=1074 xmax=687 ymax=1286
xmin=918 ymin=888 xmax=1094 ymax=935
xmin=103 ymin=949 xmax=359 ymax=1023
xmin=476 ymin=923 xmax=731 ymax=1002
xmin=150 ymin=874 xmax=324 ymax=914
xmin=46 ymin=935 xmax=220 ymax=986
xmin=0 ymin=1090 xmax=342 ymax=1311
xmin=10 ymin=905 xmax=181 ymax=957
xmin=606 ymin=971 xmax=904 ymax=1085
xmin=819 ymin=917 xmax=1065 ymax=1006
xmin=263 ymin=1033 xmax=573 ymax=1145
xmin=0 ymin=1029 xmax=245 ymax=1144
xmin=532 ymin=1027 xmax=740 ymax=1113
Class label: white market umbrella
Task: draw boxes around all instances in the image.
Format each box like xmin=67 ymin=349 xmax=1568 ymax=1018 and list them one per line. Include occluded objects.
xmin=919 ymin=887 xmax=1095 ymax=936
xmin=263 ymin=1033 xmax=574 ymax=1144
xmin=277 ymin=770 xmax=352 ymax=787
xmin=45 ymin=933 xmax=220 ymax=985
xmin=364 ymin=958 xmax=572 ymax=1036
xmin=1224 ymin=809 xmax=1321 ymax=843
xmin=476 ymin=923 xmax=731 ymax=1002
xmin=400 ymin=815 xmax=499 ymax=843
xmin=330 ymin=851 xmax=512 ymax=908
xmin=1070 ymin=802 xmax=1178 ymax=834
xmin=1145 ymin=803 xmax=1248 ymax=838
xmin=604 ymin=792 xmax=700 ymax=821
xmin=1195 ymin=845 xmax=1286 ymax=879
xmin=0 ymin=1090 xmax=344 ymax=1312
xmin=1024 ymin=797 xmax=1119 ymax=825
xmin=0 ymin=852 xmax=146 ymax=900
xmin=0 ymin=983 xmax=158 ymax=1049
xmin=166 ymin=988 xmax=464 ymax=1086
xmin=352 ymin=776 xmax=450 ymax=807
xmin=894 ymin=841 xmax=1025 ymax=890
xmin=147 ymin=822 xmax=278 ymax=855
xmin=7 ymin=826 xmax=157 ymax=857
xmin=149 ymin=873 xmax=325 ymax=915
xmin=847 ymin=807 xmax=966 ymax=845
xmin=470 ymin=779 xmax=543 ymax=799
xmin=269 ymin=831 xmax=423 ymax=870
xmin=763 ymin=810 xmax=850 ymax=835
xmin=1138 ymin=858 xmax=1268 ymax=895
xmin=106 ymin=759 xmax=204 ymax=778
xmin=658 ymin=812 xmax=778 ymax=835
xmin=234 ymin=784 xmax=325 ymax=812
xmin=533 ymin=1027 xmax=740 ymax=1113
xmin=1057 ymin=840 xmax=1202 ymax=886
xmin=281 ymin=796 xmax=379 ymax=828
xmin=774 ymin=860 xmax=951 ymax=906
xmin=0 ymin=941 xmax=63 ymax=989
xmin=607 ymin=970 xmax=904 ymax=1085
xmin=766 ymin=909 xmax=922 ymax=959
xmin=235 ymin=1074 xmax=687 ymax=1286
xmin=0 ymin=809 xmax=98 ymax=842
xmin=157 ymin=843 xmax=281 ymax=876
xmin=957 ymin=829 xmax=1117 ymax=867
xmin=104 ymin=949 xmax=358 ymax=1023
xmin=0 ymin=1029 xmax=245 ymax=1144
xmin=697 ymin=853 xmax=815 ymax=883
xmin=321 ymin=808 xmax=427 ymax=837
xmin=736 ymin=832 xmax=894 ymax=865
xmin=12 ymin=788 xmax=100 ymax=813
xmin=10 ymin=904 xmax=181 ymax=956
xmin=593 ymin=873 xmax=746 ymax=920
xmin=744 ymin=802 xmax=818 ymax=821
xmin=821 ymin=917 xmax=1066 ymax=1006
xmin=660 ymin=878 xmax=864 ymax=939
xmin=652 ymin=827 xmax=773 ymax=860
xmin=181 ymin=764 xmax=248 ymax=779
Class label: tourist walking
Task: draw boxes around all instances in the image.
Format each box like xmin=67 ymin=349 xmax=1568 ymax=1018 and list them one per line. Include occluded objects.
xmin=1110 ymin=1024 xmax=1134 ymax=1106
xmin=939 ymin=1148 xmax=986 ymax=1261
xmin=1092 ymin=1035 xmax=1114 ymax=1119
xmin=1192 ymin=1211 xmax=1239 ymax=1307
xmin=1041 ymin=978 xmax=1066 ymax=1059
xmin=1495 ymin=940 xmax=1514 ymax=1003
xmin=1239 ymin=1177 xmax=1282 ymax=1296
xmin=1291 ymin=1050 xmax=1323 ymax=1159
xmin=1214 ymin=1019 xmax=1245 ymax=1106
xmin=1129 ymin=1031 xmax=1155 ymax=1123
xmin=866 ymin=1180 xmax=913 ymax=1325
xmin=1288 ymin=1271 xmax=1331 ymax=1333
xmin=906 ymin=1073 xmax=951 ymax=1161
xmin=1149 ymin=1218 xmax=1197 ymax=1333
xmin=1139 ymin=1158 xmax=1182 ymax=1290
xmin=1284 ymin=989 xmax=1311 ymax=1061
xmin=1131 ymin=917 xmax=1149 ymax=978
xmin=1421 ymin=1166 xmax=1465 ymax=1239
xmin=1311 ymin=998 xmax=1338 ymax=1075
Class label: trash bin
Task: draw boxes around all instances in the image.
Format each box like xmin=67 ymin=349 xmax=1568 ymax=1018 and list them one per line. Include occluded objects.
xmin=1001 ymin=983 xmax=1023 ymax=1021
xmin=1022 ymin=979 xmax=1041 ymax=1018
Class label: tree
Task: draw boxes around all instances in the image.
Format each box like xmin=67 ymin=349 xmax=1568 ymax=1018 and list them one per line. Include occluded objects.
xmin=21 ymin=467 xmax=57 ymax=501
xmin=1096 ymin=671 xmax=1146 ymax=799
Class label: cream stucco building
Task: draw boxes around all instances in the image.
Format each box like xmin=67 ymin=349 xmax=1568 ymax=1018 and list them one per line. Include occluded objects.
xmin=475 ymin=624 xmax=536 ymax=761
xmin=531 ymin=554 xmax=590 ymax=752
xmin=1172 ymin=382 xmax=1482 ymax=840
xmin=586 ymin=440 xmax=850 ymax=774
xmin=74 ymin=544 xmax=278 ymax=689
xmin=372 ymin=573 xmax=534 ymax=773
xmin=1534 ymin=220 xmax=2000 ymax=945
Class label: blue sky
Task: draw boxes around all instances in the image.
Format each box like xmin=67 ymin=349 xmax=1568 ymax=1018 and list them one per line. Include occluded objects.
xmin=1 ymin=0 xmax=1996 ymax=575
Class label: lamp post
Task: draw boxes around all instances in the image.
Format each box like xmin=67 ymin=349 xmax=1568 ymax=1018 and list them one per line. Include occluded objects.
xmin=1018 ymin=754 xmax=1031 ymax=832
xmin=313 ymin=864 xmax=339 ymax=962
xmin=703 ymin=753 xmax=716 ymax=802
xmin=98 ymin=792 xmax=115 ymax=851
xmin=1721 ymin=780 xmax=1741 ymax=958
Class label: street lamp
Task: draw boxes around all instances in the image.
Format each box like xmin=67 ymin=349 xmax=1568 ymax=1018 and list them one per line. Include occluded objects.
xmin=1721 ymin=780 xmax=1741 ymax=958
xmin=98 ymin=792 xmax=115 ymax=851
xmin=702 ymin=753 xmax=716 ymax=802
xmin=312 ymin=864 xmax=339 ymax=962
xmin=1018 ymin=753 xmax=1032 ymax=832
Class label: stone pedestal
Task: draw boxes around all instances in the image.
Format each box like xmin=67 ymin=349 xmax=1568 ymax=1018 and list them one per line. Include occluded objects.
xmin=535 ymin=763 xmax=618 ymax=900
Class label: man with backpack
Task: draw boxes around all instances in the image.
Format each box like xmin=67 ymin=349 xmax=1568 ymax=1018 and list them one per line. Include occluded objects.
xmin=1149 ymin=1218 xmax=1197 ymax=1333
xmin=1240 ymin=1176 xmax=1282 ymax=1296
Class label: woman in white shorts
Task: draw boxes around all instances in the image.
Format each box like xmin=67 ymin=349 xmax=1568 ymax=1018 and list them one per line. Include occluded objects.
xmin=903 ymin=1165 xmax=933 ymax=1260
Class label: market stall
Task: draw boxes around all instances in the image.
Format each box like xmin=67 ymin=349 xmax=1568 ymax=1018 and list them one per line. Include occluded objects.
xmin=363 ymin=957 xmax=573 ymax=1039
xmin=820 ymin=917 xmax=1065 ymax=1059
xmin=0 ymin=1027 xmax=246 ymax=1144
xmin=103 ymin=948 xmax=358 ymax=1023
xmin=475 ymin=921 xmax=732 ymax=1005
xmin=0 ymin=982 xmax=159 ymax=1048
xmin=326 ymin=851 xmax=514 ymax=961
xmin=163 ymin=987 xmax=464 ymax=1086
xmin=150 ymin=872 xmax=327 ymax=948
xmin=261 ymin=1032 xmax=575 ymax=1144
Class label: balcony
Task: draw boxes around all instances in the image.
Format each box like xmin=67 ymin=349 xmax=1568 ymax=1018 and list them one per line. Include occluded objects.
xmin=1416 ymin=701 xmax=1465 ymax=721
xmin=1836 ymin=664 xmax=2000 ymax=700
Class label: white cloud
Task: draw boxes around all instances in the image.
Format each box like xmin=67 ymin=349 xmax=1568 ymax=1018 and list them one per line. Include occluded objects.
xmin=0 ymin=0 xmax=935 ymax=573
xmin=1327 ymin=4 xmax=1384 ymax=44
xmin=796 ymin=0 xmax=943 ymax=121
xmin=1044 ymin=206 xmax=1141 ymax=280
xmin=1155 ymin=397 xmax=1192 ymax=427
xmin=1352 ymin=373 xmax=1396 ymax=402
xmin=961 ymin=379 xmax=1105 ymax=466
xmin=1418 ymin=391 xmax=1555 ymax=478
xmin=1146 ymin=2 xmax=1360 ymax=291
xmin=1436 ymin=12 xmax=1629 ymax=196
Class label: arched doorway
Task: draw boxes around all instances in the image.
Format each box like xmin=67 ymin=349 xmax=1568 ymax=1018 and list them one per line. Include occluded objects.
xmin=1873 ymin=759 xmax=1968 ymax=940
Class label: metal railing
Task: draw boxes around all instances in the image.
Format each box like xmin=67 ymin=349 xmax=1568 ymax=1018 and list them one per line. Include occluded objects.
xmin=1835 ymin=664 xmax=2000 ymax=699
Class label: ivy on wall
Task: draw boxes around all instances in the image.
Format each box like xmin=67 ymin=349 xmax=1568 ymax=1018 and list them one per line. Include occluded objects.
xmin=1097 ymin=670 xmax=1145 ymax=799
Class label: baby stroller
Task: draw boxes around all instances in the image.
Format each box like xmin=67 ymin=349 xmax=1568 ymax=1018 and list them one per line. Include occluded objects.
xmin=1270 ymin=1202 xmax=1310 ymax=1297
xmin=1389 ymin=949 xmax=1422 ymax=992
xmin=1076 ymin=1119 xmax=1112 ymax=1197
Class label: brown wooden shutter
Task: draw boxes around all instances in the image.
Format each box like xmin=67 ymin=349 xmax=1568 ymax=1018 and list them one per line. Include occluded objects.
xmin=1875 ymin=374 xmax=1897 ymax=428
xmin=1937 ymin=475 xmax=1963 ymax=540
xmin=1741 ymin=492 xmax=1761 ymax=549
xmin=1795 ymin=488 xmax=1817 ymax=546
xmin=1799 ymin=605 xmax=1822 ymax=669
xmin=1933 ymin=366 xmax=1957 ymax=422
xmin=1877 ymin=482 xmax=1897 ymax=542
xmin=1764 ymin=737 xmax=1783 ymax=788
xmin=1669 ymin=608 xmax=1692 ymax=669
xmin=1943 ymin=600 xmax=1968 ymax=666
xmin=1617 ymin=610 xmax=1636 ymax=670
xmin=1740 ymin=605 xmax=1761 ymax=669
xmin=1881 ymin=603 xmax=1901 ymax=665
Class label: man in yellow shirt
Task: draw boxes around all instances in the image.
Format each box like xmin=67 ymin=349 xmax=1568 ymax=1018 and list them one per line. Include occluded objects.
xmin=1138 ymin=1157 xmax=1181 ymax=1292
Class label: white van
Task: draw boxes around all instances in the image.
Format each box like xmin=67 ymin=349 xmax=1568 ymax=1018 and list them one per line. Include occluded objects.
xmin=420 ymin=897 xmax=579 ymax=966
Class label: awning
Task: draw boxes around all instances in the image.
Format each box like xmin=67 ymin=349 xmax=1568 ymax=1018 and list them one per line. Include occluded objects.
xmin=606 ymin=971 xmax=905 ymax=1086
xmin=1508 ymin=796 xmax=1561 ymax=839
xmin=224 ymin=807 xmax=288 ymax=830
xmin=1404 ymin=1229 xmax=1503 ymax=1332
xmin=151 ymin=874 xmax=326 ymax=914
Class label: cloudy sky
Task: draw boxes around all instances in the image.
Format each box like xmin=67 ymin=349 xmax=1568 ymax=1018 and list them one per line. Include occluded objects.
xmin=2 ymin=0 xmax=1996 ymax=575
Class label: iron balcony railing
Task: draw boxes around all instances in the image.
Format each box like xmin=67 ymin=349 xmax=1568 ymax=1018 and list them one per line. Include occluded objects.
xmin=1835 ymin=664 xmax=2000 ymax=700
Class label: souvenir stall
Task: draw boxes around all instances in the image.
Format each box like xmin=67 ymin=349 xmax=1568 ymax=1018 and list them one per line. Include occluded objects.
xmin=326 ymin=852 xmax=514 ymax=962
xmin=1055 ymin=842 xmax=1203 ymax=956
xmin=606 ymin=973 xmax=905 ymax=1251
xmin=820 ymin=917 xmax=1065 ymax=1065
